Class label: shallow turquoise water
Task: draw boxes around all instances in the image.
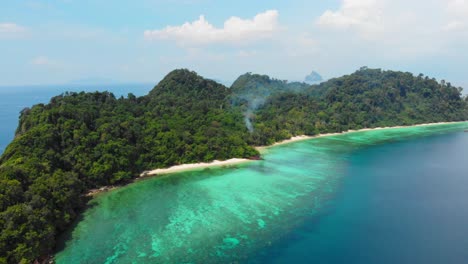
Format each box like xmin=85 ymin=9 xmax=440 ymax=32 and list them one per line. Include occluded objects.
xmin=55 ymin=123 xmax=468 ymax=263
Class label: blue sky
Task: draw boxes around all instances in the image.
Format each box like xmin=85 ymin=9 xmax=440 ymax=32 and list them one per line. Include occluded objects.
xmin=1 ymin=0 xmax=468 ymax=90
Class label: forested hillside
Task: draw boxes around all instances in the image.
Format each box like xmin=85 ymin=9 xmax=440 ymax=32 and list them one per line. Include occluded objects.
xmin=0 ymin=67 xmax=467 ymax=263
xmin=248 ymin=67 xmax=468 ymax=145
xmin=0 ymin=69 xmax=257 ymax=264
xmin=229 ymin=73 xmax=322 ymax=132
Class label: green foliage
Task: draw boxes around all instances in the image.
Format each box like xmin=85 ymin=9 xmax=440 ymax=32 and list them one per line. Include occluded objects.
xmin=230 ymin=72 xmax=311 ymax=109
xmin=231 ymin=72 xmax=310 ymax=96
xmin=0 ymin=67 xmax=467 ymax=262
xmin=0 ymin=69 xmax=256 ymax=262
xmin=248 ymin=68 xmax=468 ymax=145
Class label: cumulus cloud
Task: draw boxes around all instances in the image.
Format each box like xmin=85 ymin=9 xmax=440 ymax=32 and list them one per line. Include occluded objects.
xmin=0 ymin=23 xmax=27 ymax=39
xmin=445 ymin=0 xmax=468 ymax=31
xmin=317 ymin=0 xmax=386 ymax=37
xmin=144 ymin=10 xmax=280 ymax=45
xmin=447 ymin=0 xmax=468 ymax=15
xmin=317 ymin=0 xmax=468 ymax=35
xmin=315 ymin=0 xmax=468 ymax=55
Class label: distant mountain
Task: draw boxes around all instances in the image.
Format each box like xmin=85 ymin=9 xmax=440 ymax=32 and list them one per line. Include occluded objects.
xmin=304 ymin=71 xmax=323 ymax=84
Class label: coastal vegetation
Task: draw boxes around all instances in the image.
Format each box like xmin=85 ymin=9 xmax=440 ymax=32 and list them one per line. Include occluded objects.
xmin=1 ymin=67 xmax=467 ymax=263
xmin=246 ymin=67 xmax=468 ymax=145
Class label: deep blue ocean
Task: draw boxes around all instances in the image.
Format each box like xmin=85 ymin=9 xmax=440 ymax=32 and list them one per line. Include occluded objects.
xmin=0 ymin=84 xmax=153 ymax=155
xmin=251 ymin=130 xmax=468 ymax=263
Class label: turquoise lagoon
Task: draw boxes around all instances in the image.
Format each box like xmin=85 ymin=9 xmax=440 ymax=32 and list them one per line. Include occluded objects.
xmin=55 ymin=123 xmax=468 ymax=263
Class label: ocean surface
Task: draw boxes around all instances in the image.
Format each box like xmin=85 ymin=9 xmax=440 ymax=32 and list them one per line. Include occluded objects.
xmin=0 ymin=84 xmax=153 ymax=155
xmin=54 ymin=123 xmax=468 ymax=264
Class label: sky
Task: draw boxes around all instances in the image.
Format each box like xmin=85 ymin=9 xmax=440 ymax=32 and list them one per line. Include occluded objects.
xmin=1 ymin=0 xmax=468 ymax=89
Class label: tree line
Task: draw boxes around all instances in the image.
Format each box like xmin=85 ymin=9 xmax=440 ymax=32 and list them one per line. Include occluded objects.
xmin=0 ymin=68 xmax=467 ymax=263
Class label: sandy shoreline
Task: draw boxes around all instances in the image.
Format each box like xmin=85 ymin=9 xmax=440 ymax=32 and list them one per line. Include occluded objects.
xmin=86 ymin=121 xmax=467 ymax=196
xmin=141 ymin=158 xmax=251 ymax=177
xmin=255 ymin=121 xmax=467 ymax=151
xmin=86 ymin=158 xmax=252 ymax=197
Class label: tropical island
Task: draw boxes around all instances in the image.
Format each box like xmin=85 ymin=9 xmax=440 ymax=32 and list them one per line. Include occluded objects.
xmin=1 ymin=67 xmax=468 ymax=263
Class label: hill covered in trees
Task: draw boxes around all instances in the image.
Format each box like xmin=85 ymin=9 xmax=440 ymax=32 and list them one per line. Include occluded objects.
xmin=248 ymin=67 xmax=468 ymax=145
xmin=0 ymin=69 xmax=257 ymax=263
xmin=229 ymin=73 xmax=324 ymax=132
xmin=1 ymin=67 xmax=467 ymax=263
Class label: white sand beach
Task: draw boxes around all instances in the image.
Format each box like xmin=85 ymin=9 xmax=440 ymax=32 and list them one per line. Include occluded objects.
xmin=255 ymin=121 xmax=466 ymax=151
xmin=141 ymin=158 xmax=251 ymax=177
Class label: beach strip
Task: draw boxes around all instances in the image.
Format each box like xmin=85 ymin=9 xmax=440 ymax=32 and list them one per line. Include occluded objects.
xmin=141 ymin=158 xmax=251 ymax=177
xmin=255 ymin=121 xmax=467 ymax=150
xmin=143 ymin=121 xmax=468 ymax=176
xmin=87 ymin=121 xmax=467 ymax=196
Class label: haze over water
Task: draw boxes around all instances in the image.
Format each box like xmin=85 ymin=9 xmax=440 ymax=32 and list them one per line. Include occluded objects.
xmin=55 ymin=123 xmax=468 ymax=263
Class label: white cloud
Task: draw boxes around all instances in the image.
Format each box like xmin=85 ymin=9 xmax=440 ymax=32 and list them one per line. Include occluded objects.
xmin=30 ymin=56 xmax=58 ymax=66
xmin=0 ymin=23 xmax=27 ymax=39
xmin=144 ymin=10 xmax=280 ymax=45
xmin=314 ymin=0 xmax=468 ymax=57
xmin=317 ymin=0 xmax=384 ymax=35
xmin=317 ymin=0 xmax=468 ymax=36
xmin=447 ymin=0 xmax=468 ymax=15
xmin=445 ymin=0 xmax=468 ymax=31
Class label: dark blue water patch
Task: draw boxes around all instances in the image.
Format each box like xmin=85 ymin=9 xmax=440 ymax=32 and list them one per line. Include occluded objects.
xmin=250 ymin=131 xmax=468 ymax=264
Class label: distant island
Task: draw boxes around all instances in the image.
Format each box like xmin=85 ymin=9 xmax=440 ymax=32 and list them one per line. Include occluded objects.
xmin=304 ymin=71 xmax=323 ymax=84
xmin=1 ymin=67 xmax=467 ymax=263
